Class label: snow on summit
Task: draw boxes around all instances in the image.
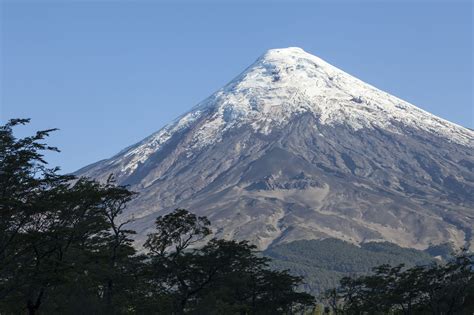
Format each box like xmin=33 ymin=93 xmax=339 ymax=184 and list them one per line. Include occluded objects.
xmin=78 ymin=47 xmax=474 ymax=252
xmin=112 ymin=47 xmax=473 ymax=174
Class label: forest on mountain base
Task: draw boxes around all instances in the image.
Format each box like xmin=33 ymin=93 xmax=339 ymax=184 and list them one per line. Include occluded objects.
xmin=1 ymin=119 xmax=473 ymax=314
xmin=265 ymin=238 xmax=439 ymax=295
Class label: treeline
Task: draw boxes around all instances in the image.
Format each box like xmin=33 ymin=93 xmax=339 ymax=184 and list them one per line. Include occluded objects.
xmin=321 ymin=251 xmax=474 ymax=314
xmin=265 ymin=239 xmax=435 ymax=295
xmin=0 ymin=119 xmax=313 ymax=314
xmin=1 ymin=119 xmax=473 ymax=315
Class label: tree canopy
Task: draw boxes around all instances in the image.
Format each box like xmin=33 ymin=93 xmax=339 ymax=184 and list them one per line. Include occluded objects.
xmin=323 ymin=250 xmax=474 ymax=315
xmin=1 ymin=119 xmax=472 ymax=315
xmin=0 ymin=119 xmax=314 ymax=314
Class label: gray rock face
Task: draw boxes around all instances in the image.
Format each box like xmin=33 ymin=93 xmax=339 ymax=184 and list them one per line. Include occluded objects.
xmin=77 ymin=48 xmax=474 ymax=250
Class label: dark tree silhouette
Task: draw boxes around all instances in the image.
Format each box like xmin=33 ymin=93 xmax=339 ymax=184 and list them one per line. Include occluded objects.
xmin=0 ymin=119 xmax=315 ymax=314
xmin=325 ymin=250 xmax=474 ymax=315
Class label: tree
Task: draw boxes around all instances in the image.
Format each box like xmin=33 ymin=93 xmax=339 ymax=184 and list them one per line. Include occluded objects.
xmin=1 ymin=119 xmax=316 ymax=314
xmin=144 ymin=208 xmax=211 ymax=256
xmin=0 ymin=119 xmax=141 ymax=314
xmin=143 ymin=209 xmax=315 ymax=314
xmin=328 ymin=250 xmax=474 ymax=315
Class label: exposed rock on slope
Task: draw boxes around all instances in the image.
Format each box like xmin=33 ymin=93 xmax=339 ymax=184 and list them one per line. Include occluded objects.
xmin=77 ymin=47 xmax=474 ymax=250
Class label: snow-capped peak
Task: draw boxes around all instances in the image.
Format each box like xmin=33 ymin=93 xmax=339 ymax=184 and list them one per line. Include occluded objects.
xmin=195 ymin=46 xmax=472 ymax=140
xmin=114 ymin=47 xmax=473 ymax=174
xmin=77 ymin=47 xmax=474 ymax=253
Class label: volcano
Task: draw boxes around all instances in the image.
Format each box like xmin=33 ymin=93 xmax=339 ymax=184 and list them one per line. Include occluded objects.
xmin=77 ymin=47 xmax=474 ymax=251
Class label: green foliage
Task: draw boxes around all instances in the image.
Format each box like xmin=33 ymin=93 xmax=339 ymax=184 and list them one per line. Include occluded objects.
xmin=0 ymin=119 xmax=314 ymax=314
xmin=144 ymin=208 xmax=211 ymax=256
xmin=142 ymin=210 xmax=314 ymax=314
xmin=2 ymin=118 xmax=471 ymax=314
xmin=0 ymin=119 xmax=141 ymax=314
xmin=264 ymin=238 xmax=434 ymax=295
xmin=326 ymin=250 xmax=474 ymax=314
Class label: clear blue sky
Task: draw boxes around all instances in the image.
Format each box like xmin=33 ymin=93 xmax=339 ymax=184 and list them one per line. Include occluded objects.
xmin=1 ymin=0 xmax=473 ymax=173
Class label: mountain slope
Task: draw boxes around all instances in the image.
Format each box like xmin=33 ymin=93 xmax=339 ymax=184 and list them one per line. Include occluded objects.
xmin=77 ymin=47 xmax=474 ymax=251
